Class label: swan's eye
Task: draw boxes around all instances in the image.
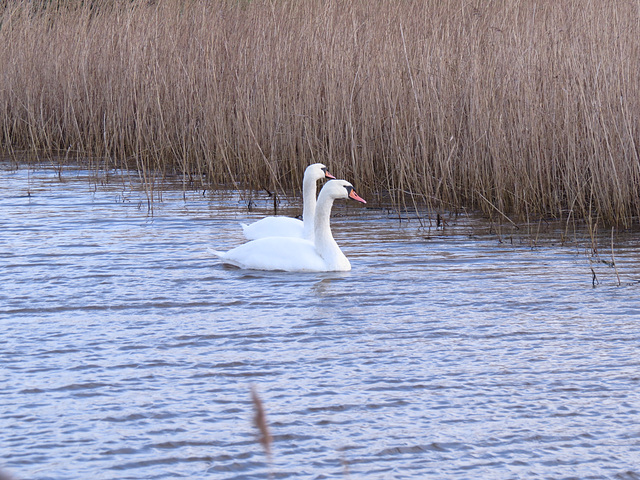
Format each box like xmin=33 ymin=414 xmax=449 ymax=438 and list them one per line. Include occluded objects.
xmin=344 ymin=185 xmax=353 ymax=194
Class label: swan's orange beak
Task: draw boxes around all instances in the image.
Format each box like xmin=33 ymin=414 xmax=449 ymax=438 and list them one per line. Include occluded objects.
xmin=349 ymin=189 xmax=367 ymax=204
xmin=324 ymin=170 xmax=336 ymax=180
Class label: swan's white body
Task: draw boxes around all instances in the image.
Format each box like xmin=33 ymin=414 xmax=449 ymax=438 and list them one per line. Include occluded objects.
xmin=241 ymin=163 xmax=334 ymax=241
xmin=215 ymin=180 xmax=366 ymax=272
xmin=241 ymin=216 xmax=304 ymax=240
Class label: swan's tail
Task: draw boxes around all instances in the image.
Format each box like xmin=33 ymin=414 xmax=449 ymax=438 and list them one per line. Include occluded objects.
xmin=207 ymin=247 xmax=226 ymax=258
xmin=208 ymin=247 xmax=243 ymax=269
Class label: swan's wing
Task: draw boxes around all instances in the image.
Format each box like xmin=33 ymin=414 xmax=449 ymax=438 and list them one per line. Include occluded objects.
xmin=241 ymin=216 xmax=304 ymax=240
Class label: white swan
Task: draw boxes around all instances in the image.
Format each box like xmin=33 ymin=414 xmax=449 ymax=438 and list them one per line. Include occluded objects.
xmin=215 ymin=180 xmax=366 ymax=272
xmin=241 ymin=163 xmax=335 ymax=241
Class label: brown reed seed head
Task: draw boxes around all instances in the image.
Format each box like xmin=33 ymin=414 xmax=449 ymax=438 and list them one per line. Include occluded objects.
xmin=1 ymin=0 xmax=639 ymax=226
xmin=250 ymin=385 xmax=272 ymax=458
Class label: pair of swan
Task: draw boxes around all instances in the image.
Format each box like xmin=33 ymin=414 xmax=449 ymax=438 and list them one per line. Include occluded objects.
xmin=214 ymin=163 xmax=366 ymax=272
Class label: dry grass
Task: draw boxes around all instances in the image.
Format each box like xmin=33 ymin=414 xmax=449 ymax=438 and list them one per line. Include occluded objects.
xmin=250 ymin=385 xmax=273 ymax=478
xmin=1 ymin=0 xmax=640 ymax=225
xmin=250 ymin=385 xmax=272 ymax=461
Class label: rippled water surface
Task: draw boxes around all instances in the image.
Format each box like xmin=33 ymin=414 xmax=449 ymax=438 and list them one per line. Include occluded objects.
xmin=2 ymin=164 xmax=640 ymax=480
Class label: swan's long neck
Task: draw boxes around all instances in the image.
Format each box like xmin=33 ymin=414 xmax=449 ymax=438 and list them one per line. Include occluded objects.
xmin=314 ymin=189 xmax=350 ymax=270
xmin=301 ymin=173 xmax=317 ymax=241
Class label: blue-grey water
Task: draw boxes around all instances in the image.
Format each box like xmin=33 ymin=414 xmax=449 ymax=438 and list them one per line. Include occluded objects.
xmin=1 ymin=164 xmax=640 ymax=480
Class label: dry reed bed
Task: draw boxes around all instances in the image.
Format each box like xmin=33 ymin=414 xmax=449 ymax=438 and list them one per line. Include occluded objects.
xmin=1 ymin=0 xmax=639 ymax=225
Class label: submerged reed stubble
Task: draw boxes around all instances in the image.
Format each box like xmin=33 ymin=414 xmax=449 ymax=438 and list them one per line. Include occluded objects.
xmin=1 ymin=0 xmax=639 ymax=225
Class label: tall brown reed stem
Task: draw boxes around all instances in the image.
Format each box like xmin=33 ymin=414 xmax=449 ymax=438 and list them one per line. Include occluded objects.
xmin=1 ymin=0 xmax=640 ymax=226
xmin=250 ymin=385 xmax=273 ymax=469
xmin=611 ymin=227 xmax=621 ymax=286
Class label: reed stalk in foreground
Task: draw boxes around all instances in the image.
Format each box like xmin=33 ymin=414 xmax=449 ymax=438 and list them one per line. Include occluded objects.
xmin=250 ymin=385 xmax=273 ymax=477
xmin=1 ymin=0 xmax=640 ymax=226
